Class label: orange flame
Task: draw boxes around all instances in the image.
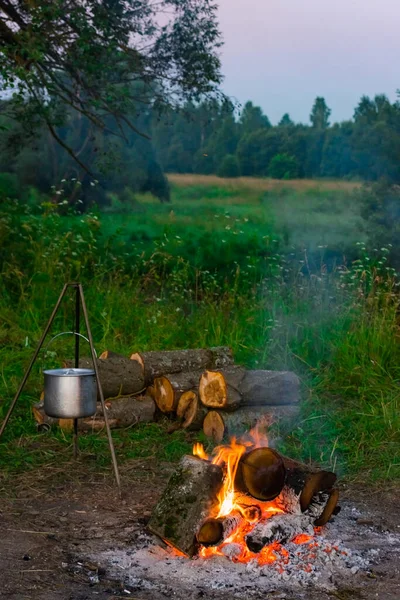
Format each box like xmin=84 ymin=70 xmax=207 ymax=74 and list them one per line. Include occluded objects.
xmin=193 ymin=442 xmax=209 ymax=461
xmin=190 ymin=425 xmax=293 ymax=565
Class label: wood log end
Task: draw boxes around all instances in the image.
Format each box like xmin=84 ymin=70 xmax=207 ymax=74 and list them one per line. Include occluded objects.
xmin=203 ymin=410 xmax=225 ymax=443
xmin=237 ymin=447 xmax=286 ymax=501
xmin=199 ymin=371 xmax=227 ymax=409
xmin=154 ymin=376 xmax=175 ymax=413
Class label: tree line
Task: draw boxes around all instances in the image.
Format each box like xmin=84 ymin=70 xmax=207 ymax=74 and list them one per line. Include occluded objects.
xmin=152 ymin=95 xmax=400 ymax=182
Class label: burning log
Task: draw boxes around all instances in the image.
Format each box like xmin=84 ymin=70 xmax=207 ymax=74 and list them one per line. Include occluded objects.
xmin=314 ymin=488 xmax=340 ymax=526
xmin=130 ymin=347 xmax=234 ymax=386
xmin=282 ymin=456 xmax=337 ymax=512
xmin=245 ymin=513 xmax=316 ymax=552
xmin=199 ymin=367 xmax=246 ymax=411
xmin=239 ymin=370 xmax=300 ymax=406
xmin=197 ymin=503 xmax=262 ymax=546
xmin=64 ymin=353 xmax=145 ymax=399
xmin=197 ymin=512 xmax=243 ymax=546
xmin=33 ymin=394 xmax=155 ymax=431
xmin=153 ymin=371 xmax=202 ymax=413
xmin=235 ymin=448 xmax=286 ymax=501
xmin=176 ymin=391 xmax=207 ymax=430
xmin=202 ymin=406 xmax=300 ymax=442
xmin=148 ymin=455 xmax=224 ymax=557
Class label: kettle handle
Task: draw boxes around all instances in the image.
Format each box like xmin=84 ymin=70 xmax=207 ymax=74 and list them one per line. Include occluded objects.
xmin=43 ymin=332 xmax=98 ymax=357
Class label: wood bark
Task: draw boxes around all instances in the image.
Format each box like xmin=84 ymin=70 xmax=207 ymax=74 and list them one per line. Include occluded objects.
xmin=239 ymin=370 xmax=300 ymax=406
xmin=245 ymin=513 xmax=316 ymax=553
xmin=130 ymin=347 xmax=234 ymax=385
xmin=282 ymin=456 xmax=337 ymax=512
xmin=235 ymin=448 xmax=286 ymax=501
xmin=199 ymin=367 xmax=246 ymax=411
xmin=153 ymin=371 xmax=202 ymax=413
xmin=33 ymin=395 xmax=155 ymax=431
xmin=148 ymin=455 xmax=224 ymax=557
xmin=64 ymin=354 xmax=145 ymax=399
xmin=202 ymin=406 xmax=300 ymax=442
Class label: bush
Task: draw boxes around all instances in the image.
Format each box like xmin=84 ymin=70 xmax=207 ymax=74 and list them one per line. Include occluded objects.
xmin=268 ymin=153 xmax=299 ymax=180
xmin=0 ymin=172 xmax=19 ymax=200
xmin=217 ymin=154 xmax=239 ymax=178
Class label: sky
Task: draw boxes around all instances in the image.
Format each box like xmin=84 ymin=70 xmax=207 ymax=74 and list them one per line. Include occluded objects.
xmin=217 ymin=0 xmax=400 ymax=124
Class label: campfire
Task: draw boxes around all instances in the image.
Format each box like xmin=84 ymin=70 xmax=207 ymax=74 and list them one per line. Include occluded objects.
xmin=149 ymin=422 xmax=339 ymax=568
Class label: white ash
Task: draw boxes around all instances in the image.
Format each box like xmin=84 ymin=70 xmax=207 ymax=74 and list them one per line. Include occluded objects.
xmin=91 ymin=501 xmax=400 ymax=598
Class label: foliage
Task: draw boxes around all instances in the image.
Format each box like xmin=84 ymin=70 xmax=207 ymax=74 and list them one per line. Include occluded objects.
xmin=310 ymin=97 xmax=331 ymax=129
xmin=0 ymin=0 xmax=223 ymax=168
xmin=217 ymin=154 xmax=239 ymax=178
xmin=268 ymin=153 xmax=299 ymax=180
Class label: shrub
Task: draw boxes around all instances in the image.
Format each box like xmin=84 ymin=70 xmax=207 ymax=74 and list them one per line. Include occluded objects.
xmin=268 ymin=153 xmax=299 ymax=180
xmin=0 ymin=172 xmax=19 ymax=200
xmin=217 ymin=154 xmax=239 ymax=178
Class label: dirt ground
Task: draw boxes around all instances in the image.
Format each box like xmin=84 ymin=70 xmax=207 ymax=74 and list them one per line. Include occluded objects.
xmin=0 ymin=458 xmax=399 ymax=600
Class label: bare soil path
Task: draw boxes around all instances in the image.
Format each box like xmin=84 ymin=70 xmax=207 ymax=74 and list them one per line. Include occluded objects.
xmin=0 ymin=459 xmax=399 ymax=600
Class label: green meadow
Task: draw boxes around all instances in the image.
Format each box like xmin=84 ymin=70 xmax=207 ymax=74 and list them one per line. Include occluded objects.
xmin=0 ymin=175 xmax=399 ymax=485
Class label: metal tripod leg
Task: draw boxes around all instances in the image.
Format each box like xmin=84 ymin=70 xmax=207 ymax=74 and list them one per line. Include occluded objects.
xmin=78 ymin=284 xmax=121 ymax=495
xmin=0 ymin=284 xmax=69 ymax=438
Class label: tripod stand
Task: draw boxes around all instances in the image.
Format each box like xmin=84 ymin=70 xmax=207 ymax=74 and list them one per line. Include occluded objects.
xmin=0 ymin=283 xmax=121 ymax=494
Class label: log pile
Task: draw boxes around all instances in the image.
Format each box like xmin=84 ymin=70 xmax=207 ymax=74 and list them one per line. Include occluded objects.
xmin=33 ymin=347 xmax=301 ymax=440
xmin=149 ymin=445 xmax=340 ymax=558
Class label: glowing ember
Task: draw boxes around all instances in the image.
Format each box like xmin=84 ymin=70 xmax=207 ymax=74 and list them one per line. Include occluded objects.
xmin=292 ymin=534 xmax=313 ymax=545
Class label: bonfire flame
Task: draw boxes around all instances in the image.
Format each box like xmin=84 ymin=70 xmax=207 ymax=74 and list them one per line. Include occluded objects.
xmin=193 ymin=423 xmax=317 ymax=565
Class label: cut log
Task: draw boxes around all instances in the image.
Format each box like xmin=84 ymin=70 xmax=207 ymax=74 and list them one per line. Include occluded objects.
xmin=148 ymin=455 xmax=224 ymax=557
xmin=314 ymin=488 xmax=340 ymax=526
xmin=282 ymin=456 xmax=337 ymax=512
xmin=153 ymin=371 xmax=202 ymax=414
xmin=202 ymin=406 xmax=300 ymax=442
xmin=197 ymin=512 xmax=243 ymax=546
xmin=130 ymin=347 xmax=234 ymax=385
xmin=33 ymin=395 xmax=155 ymax=431
xmin=235 ymin=448 xmax=286 ymax=501
xmin=246 ymin=513 xmax=315 ymax=553
xmin=239 ymin=370 xmax=300 ymax=406
xmin=203 ymin=411 xmax=225 ymax=443
xmin=199 ymin=367 xmax=245 ymax=411
xmin=64 ymin=354 xmax=145 ymax=399
xmin=176 ymin=391 xmax=207 ymax=430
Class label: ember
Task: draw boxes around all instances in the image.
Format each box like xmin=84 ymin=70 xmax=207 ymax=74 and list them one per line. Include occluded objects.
xmin=148 ymin=422 xmax=339 ymax=570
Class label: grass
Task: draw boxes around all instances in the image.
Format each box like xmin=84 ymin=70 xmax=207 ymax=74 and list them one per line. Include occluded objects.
xmin=0 ymin=174 xmax=399 ymax=486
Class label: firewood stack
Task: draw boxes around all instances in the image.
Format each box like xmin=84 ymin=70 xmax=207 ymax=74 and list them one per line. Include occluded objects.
xmin=33 ymin=347 xmax=301 ymax=440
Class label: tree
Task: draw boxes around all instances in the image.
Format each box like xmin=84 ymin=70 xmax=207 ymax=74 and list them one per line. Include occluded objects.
xmin=217 ymin=154 xmax=239 ymax=178
xmin=310 ymin=97 xmax=331 ymax=129
xmin=239 ymin=101 xmax=271 ymax=134
xmin=0 ymin=1 xmax=223 ymax=170
xmin=279 ymin=113 xmax=294 ymax=127
xmin=268 ymin=153 xmax=299 ymax=179
xmin=237 ymin=129 xmax=284 ymax=176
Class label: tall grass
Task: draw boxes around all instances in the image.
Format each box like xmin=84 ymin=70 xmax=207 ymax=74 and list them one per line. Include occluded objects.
xmin=0 ymin=178 xmax=399 ymax=483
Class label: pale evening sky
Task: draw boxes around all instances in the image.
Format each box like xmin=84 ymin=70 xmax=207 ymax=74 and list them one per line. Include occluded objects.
xmin=217 ymin=0 xmax=399 ymax=124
